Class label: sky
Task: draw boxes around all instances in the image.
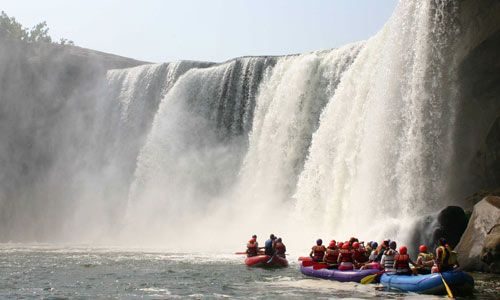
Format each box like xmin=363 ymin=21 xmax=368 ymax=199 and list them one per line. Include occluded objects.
xmin=1 ymin=0 xmax=397 ymax=63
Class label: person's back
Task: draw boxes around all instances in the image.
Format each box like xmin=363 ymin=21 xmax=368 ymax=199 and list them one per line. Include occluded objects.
xmin=274 ymin=238 xmax=286 ymax=258
xmin=246 ymin=238 xmax=258 ymax=257
xmin=381 ymin=241 xmax=397 ymax=272
xmin=433 ymin=238 xmax=453 ymax=273
xmin=310 ymin=239 xmax=326 ymax=262
xmin=323 ymin=240 xmax=339 ymax=267
xmin=264 ymin=234 xmax=276 ymax=256
xmin=393 ymin=246 xmax=414 ymax=275
xmin=337 ymin=243 xmax=354 ymax=270
xmin=416 ymin=245 xmax=434 ymax=274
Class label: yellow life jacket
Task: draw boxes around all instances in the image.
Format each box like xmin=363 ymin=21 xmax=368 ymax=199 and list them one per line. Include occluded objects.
xmin=418 ymin=252 xmax=434 ymax=262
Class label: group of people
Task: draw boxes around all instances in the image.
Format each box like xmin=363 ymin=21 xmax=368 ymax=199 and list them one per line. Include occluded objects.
xmin=246 ymin=234 xmax=287 ymax=258
xmin=309 ymin=237 xmax=458 ymax=275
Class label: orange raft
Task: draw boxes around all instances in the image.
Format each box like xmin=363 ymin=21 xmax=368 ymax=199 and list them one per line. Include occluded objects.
xmin=245 ymin=255 xmax=289 ymax=268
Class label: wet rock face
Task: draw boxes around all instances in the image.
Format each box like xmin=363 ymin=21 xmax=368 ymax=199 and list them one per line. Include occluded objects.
xmin=455 ymin=196 xmax=500 ymax=272
xmin=432 ymin=206 xmax=468 ymax=248
xmin=481 ymin=224 xmax=500 ymax=273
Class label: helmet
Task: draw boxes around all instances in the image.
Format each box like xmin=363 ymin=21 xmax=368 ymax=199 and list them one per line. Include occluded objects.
xmin=389 ymin=241 xmax=397 ymax=250
xmin=342 ymin=243 xmax=349 ymax=249
xmin=371 ymin=242 xmax=378 ymax=249
xmin=338 ymin=242 xmax=344 ymax=248
xmin=438 ymin=238 xmax=447 ymax=246
xmin=316 ymin=239 xmax=323 ymax=245
xmin=329 ymin=240 xmax=336 ymax=248
xmin=399 ymin=246 xmax=407 ymax=255
xmin=419 ymin=245 xmax=427 ymax=253
xmin=352 ymin=242 xmax=360 ymax=249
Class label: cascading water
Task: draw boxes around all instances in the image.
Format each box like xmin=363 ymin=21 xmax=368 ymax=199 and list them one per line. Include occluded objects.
xmin=293 ymin=0 xmax=460 ymax=243
xmin=1 ymin=0 xmax=489 ymax=251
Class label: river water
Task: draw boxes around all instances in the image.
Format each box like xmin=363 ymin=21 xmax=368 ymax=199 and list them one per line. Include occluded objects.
xmin=1 ymin=245 xmax=498 ymax=299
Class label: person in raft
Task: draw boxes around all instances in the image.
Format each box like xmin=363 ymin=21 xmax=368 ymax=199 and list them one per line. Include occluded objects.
xmin=323 ymin=240 xmax=340 ymax=268
xmin=274 ymin=237 xmax=287 ymax=258
xmin=337 ymin=242 xmax=354 ymax=270
xmin=432 ymin=238 xmax=458 ymax=273
xmin=352 ymin=241 xmax=369 ymax=268
xmin=415 ymin=244 xmax=434 ymax=274
xmin=381 ymin=241 xmax=398 ymax=273
xmin=246 ymin=237 xmax=258 ymax=257
xmin=393 ymin=246 xmax=417 ymax=275
xmin=310 ymin=239 xmax=327 ymax=262
xmin=264 ymin=234 xmax=277 ymax=256
xmin=368 ymin=242 xmax=379 ymax=262
xmin=375 ymin=239 xmax=390 ymax=262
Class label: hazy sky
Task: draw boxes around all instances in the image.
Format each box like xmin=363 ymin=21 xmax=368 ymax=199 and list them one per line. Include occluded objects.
xmin=1 ymin=0 xmax=397 ymax=63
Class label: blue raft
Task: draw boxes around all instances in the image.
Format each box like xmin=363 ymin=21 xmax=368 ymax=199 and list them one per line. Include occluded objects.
xmin=380 ymin=270 xmax=474 ymax=295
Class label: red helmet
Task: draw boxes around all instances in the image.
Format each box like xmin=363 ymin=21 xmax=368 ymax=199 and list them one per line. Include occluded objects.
xmin=399 ymin=246 xmax=407 ymax=255
xmin=342 ymin=243 xmax=349 ymax=249
xmin=329 ymin=240 xmax=336 ymax=248
xmin=352 ymin=242 xmax=360 ymax=249
xmin=419 ymin=245 xmax=427 ymax=252
xmin=338 ymin=242 xmax=344 ymax=248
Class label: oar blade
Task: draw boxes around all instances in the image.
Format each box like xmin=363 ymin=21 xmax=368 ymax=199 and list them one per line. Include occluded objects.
xmin=360 ymin=273 xmax=378 ymax=284
xmin=440 ymin=273 xmax=454 ymax=298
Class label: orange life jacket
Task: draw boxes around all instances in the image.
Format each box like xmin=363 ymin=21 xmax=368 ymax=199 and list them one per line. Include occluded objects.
xmin=275 ymin=242 xmax=286 ymax=255
xmin=394 ymin=254 xmax=410 ymax=270
xmin=247 ymin=242 xmax=258 ymax=256
xmin=353 ymin=249 xmax=368 ymax=263
xmin=324 ymin=248 xmax=339 ymax=264
xmin=339 ymin=248 xmax=353 ymax=263
xmin=312 ymin=245 xmax=326 ymax=260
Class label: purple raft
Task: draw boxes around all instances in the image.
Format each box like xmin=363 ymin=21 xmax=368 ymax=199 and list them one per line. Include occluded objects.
xmin=300 ymin=265 xmax=380 ymax=282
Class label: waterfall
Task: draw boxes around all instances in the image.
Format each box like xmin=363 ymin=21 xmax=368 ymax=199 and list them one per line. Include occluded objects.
xmin=1 ymin=0 xmax=484 ymax=249
xmin=293 ymin=0 xmax=460 ymax=242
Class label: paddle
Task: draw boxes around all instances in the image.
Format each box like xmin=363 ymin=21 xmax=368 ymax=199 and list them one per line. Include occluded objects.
xmin=235 ymin=252 xmax=247 ymax=255
xmin=439 ymin=273 xmax=454 ymax=298
xmin=266 ymin=252 xmax=277 ymax=264
xmin=360 ymin=271 xmax=384 ymax=284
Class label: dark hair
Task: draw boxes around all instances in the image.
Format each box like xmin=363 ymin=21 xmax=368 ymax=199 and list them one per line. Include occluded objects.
xmin=252 ymin=235 xmax=257 ymax=239
xmin=270 ymin=234 xmax=276 ymax=239
xmin=389 ymin=241 xmax=397 ymax=250
xmin=438 ymin=238 xmax=447 ymax=246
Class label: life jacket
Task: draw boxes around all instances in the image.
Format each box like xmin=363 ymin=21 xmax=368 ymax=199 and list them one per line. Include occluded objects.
xmin=353 ymin=249 xmax=368 ymax=263
xmin=312 ymin=245 xmax=326 ymax=260
xmin=437 ymin=246 xmax=450 ymax=266
xmin=247 ymin=242 xmax=258 ymax=257
xmin=339 ymin=248 xmax=353 ymax=263
xmin=383 ymin=249 xmax=396 ymax=271
xmin=394 ymin=253 xmax=410 ymax=271
xmin=369 ymin=250 xmax=378 ymax=262
xmin=275 ymin=242 xmax=286 ymax=256
xmin=324 ymin=248 xmax=339 ymax=264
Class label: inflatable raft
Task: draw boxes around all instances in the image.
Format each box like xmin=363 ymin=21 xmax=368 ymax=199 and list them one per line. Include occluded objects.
xmin=380 ymin=270 xmax=474 ymax=295
xmin=245 ymin=255 xmax=288 ymax=268
xmin=300 ymin=265 xmax=380 ymax=283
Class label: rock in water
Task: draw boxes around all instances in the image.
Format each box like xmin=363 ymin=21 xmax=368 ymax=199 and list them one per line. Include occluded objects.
xmin=433 ymin=206 xmax=468 ymax=248
xmin=481 ymin=224 xmax=500 ymax=273
xmin=455 ymin=196 xmax=500 ymax=272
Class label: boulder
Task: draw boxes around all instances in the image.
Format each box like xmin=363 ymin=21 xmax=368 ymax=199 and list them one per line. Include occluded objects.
xmin=481 ymin=224 xmax=500 ymax=273
xmin=455 ymin=196 xmax=500 ymax=272
xmin=432 ymin=206 xmax=468 ymax=248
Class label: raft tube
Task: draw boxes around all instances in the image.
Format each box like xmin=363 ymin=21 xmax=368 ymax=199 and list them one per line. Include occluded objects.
xmin=245 ymin=255 xmax=288 ymax=268
xmin=300 ymin=265 xmax=380 ymax=282
xmin=380 ymin=270 xmax=474 ymax=295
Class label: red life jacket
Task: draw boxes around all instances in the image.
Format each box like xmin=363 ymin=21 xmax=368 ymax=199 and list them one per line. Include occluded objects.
xmin=394 ymin=254 xmax=410 ymax=270
xmin=339 ymin=248 xmax=353 ymax=263
xmin=247 ymin=243 xmax=258 ymax=256
xmin=275 ymin=242 xmax=286 ymax=255
xmin=324 ymin=248 xmax=339 ymax=264
xmin=353 ymin=249 xmax=368 ymax=263
xmin=312 ymin=245 xmax=326 ymax=260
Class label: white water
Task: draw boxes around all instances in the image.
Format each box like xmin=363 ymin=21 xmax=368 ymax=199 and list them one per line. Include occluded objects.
xmin=0 ymin=0 xmax=467 ymax=250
